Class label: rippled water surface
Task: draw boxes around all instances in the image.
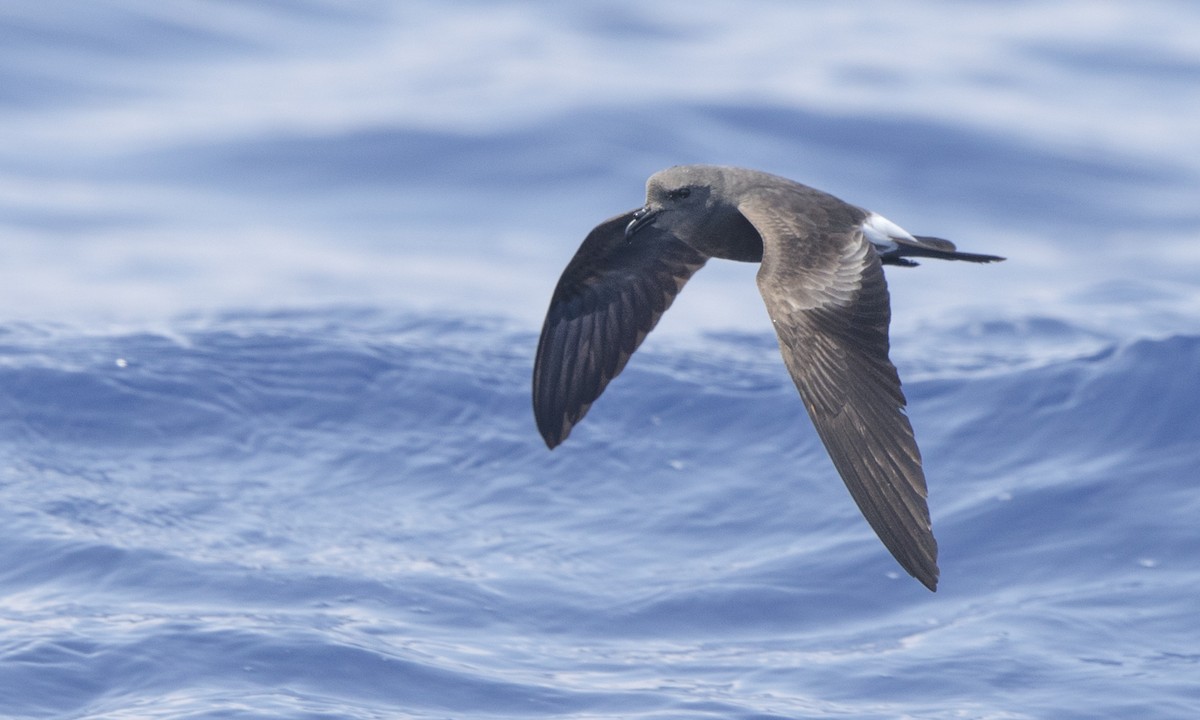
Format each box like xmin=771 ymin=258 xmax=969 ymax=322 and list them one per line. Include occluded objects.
xmin=2 ymin=2 xmax=1199 ymax=718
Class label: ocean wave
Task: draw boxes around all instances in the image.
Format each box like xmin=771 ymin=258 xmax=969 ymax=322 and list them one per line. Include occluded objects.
xmin=1 ymin=309 xmax=1197 ymax=716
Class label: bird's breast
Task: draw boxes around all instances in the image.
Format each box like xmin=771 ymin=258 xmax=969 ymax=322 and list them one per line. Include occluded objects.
xmin=691 ymin=209 xmax=764 ymax=263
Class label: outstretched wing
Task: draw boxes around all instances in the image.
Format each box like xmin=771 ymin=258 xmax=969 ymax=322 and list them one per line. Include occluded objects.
xmin=533 ymin=210 xmax=708 ymax=448
xmin=741 ymin=194 xmax=939 ymax=590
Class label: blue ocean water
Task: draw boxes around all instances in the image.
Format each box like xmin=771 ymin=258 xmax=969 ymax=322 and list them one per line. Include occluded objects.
xmin=2 ymin=2 xmax=1199 ymax=718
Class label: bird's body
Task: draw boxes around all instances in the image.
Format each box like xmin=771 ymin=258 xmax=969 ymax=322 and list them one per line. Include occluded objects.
xmin=533 ymin=165 xmax=1003 ymax=591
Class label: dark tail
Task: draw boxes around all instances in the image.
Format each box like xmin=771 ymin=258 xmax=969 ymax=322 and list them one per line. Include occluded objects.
xmin=881 ymin=235 xmax=1005 ymax=267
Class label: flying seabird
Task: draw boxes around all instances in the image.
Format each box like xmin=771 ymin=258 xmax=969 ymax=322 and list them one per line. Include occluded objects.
xmin=532 ymin=165 xmax=1004 ymax=591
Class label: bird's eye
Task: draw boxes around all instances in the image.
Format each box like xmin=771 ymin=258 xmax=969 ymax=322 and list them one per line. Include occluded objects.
xmin=666 ymin=187 xmax=691 ymax=201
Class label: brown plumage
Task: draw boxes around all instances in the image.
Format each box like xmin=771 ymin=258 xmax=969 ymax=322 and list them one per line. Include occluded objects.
xmin=533 ymin=165 xmax=1004 ymax=591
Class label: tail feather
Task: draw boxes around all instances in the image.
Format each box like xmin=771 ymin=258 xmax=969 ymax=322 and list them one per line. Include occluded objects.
xmin=911 ymin=235 xmax=959 ymax=252
xmin=882 ymin=235 xmax=1005 ymax=266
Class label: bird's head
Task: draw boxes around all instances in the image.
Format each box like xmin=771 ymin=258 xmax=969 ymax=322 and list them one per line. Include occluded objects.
xmin=625 ymin=165 xmax=734 ymax=242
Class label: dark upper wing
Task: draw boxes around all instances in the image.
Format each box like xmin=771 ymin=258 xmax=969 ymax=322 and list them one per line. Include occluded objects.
xmin=533 ymin=209 xmax=708 ymax=448
xmin=741 ymin=195 xmax=939 ymax=590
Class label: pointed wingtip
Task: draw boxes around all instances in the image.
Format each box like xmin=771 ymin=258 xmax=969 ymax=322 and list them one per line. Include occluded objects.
xmin=905 ymin=550 xmax=939 ymax=591
xmin=907 ymin=537 xmax=939 ymax=592
xmin=535 ymin=424 xmax=560 ymax=450
xmin=535 ymin=415 xmax=570 ymax=450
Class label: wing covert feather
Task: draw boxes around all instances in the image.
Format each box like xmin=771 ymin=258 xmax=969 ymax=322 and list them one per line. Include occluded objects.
xmin=742 ymin=196 xmax=940 ymax=590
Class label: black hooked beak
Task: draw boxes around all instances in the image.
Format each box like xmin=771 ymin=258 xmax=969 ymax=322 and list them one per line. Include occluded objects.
xmin=624 ymin=206 xmax=659 ymax=241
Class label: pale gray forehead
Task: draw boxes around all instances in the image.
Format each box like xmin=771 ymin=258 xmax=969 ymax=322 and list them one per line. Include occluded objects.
xmin=648 ymin=164 xmax=724 ymax=190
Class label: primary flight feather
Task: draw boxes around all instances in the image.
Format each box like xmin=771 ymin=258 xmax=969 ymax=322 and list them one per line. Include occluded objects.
xmin=533 ymin=165 xmax=1004 ymax=591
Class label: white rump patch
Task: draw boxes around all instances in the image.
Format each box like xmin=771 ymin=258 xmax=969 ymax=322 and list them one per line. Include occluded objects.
xmin=861 ymin=212 xmax=915 ymax=254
